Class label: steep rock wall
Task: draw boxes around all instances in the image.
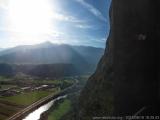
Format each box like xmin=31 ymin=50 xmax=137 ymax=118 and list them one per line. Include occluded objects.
xmin=79 ymin=0 xmax=160 ymax=119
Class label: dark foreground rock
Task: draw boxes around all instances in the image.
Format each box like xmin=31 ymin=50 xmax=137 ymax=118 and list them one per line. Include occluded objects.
xmin=79 ymin=0 xmax=160 ymax=119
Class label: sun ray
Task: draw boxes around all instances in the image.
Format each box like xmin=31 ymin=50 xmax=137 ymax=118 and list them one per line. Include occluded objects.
xmin=7 ymin=0 xmax=56 ymax=45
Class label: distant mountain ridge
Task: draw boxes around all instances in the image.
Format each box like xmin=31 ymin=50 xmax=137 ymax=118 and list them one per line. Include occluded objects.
xmin=0 ymin=42 xmax=104 ymax=75
xmin=0 ymin=42 xmax=104 ymax=65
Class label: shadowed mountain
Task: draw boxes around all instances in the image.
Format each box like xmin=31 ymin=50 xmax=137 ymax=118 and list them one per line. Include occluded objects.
xmin=0 ymin=42 xmax=104 ymax=76
xmin=0 ymin=42 xmax=103 ymax=66
xmin=0 ymin=63 xmax=84 ymax=78
xmin=14 ymin=64 xmax=79 ymax=78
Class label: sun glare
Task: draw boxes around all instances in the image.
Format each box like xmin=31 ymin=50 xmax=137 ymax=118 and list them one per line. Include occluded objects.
xmin=7 ymin=0 xmax=55 ymax=45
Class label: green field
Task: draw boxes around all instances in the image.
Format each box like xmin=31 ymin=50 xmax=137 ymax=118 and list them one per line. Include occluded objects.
xmin=0 ymin=76 xmax=76 ymax=120
xmin=32 ymin=80 xmax=63 ymax=84
xmin=0 ymin=101 xmax=24 ymax=120
xmin=48 ymin=99 xmax=71 ymax=120
xmin=0 ymin=85 xmax=16 ymax=90
xmin=0 ymin=114 xmax=7 ymax=120
xmin=0 ymin=91 xmax=53 ymax=106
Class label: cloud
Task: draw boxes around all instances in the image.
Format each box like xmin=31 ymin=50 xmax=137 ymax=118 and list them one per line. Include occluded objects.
xmin=75 ymin=24 xmax=93 ymax=29
xmin=76 ymin=0 xmax=107 ymax=22
xmin=101 ymin=38 xmax=106 ymax=42
xmin=0 ymin=0 xmax=9 ymax=9
xmin=86 ymin=36 xmax=106 ymax=43
xmin=0 ymin=0 xmax=83 ymax=23
xmin=52 ymin=12 xmax=83 ymax=23
xmin=51 ymin=11 xmax=93 ymax=29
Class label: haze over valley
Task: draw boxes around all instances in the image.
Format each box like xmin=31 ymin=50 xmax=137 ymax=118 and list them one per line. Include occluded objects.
xmin=0 ymin=0 xmax=110 ymax=119
xmin=0 ymin=41 xmax=104 ymax=120
xmin=0 ymin=42 xmax=104 ymax=78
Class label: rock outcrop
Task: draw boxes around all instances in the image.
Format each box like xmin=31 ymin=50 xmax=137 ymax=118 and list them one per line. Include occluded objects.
xmin=79 ymin=0 xmax=160 ymax=119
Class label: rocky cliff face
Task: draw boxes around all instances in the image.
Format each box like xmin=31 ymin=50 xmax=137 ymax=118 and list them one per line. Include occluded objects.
xmin=79 ymin=0 xmax=160 ymax=119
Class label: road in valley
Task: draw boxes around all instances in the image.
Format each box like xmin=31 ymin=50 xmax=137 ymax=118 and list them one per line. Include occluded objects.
xmin=7 ymin=79 xmax=78 ymax=120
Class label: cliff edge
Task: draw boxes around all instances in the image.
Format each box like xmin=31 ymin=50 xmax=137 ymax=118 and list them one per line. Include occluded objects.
xmin=79 ymin=0 xmax=160 ymax=119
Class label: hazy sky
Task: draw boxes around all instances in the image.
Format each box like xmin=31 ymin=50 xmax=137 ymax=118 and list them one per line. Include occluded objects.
xmin=0 ymin=0 xmax=111 ymax=48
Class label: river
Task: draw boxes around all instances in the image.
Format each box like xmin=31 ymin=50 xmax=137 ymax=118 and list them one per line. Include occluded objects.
xmin=22 ymin=95 xmax=67 ymax=120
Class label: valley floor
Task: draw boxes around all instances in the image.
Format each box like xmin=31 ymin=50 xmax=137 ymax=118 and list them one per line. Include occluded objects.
xmin=0 ymin=75 xmax=76 ymax=120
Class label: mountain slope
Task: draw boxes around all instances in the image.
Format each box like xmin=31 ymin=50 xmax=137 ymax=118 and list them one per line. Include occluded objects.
xmin=0 ymin=42 xmax=104 ymax=75
xmin=0 ymin=63 xmax=80 ymax=78
xmin=0 ymin=42 xmax=104 ymax=66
